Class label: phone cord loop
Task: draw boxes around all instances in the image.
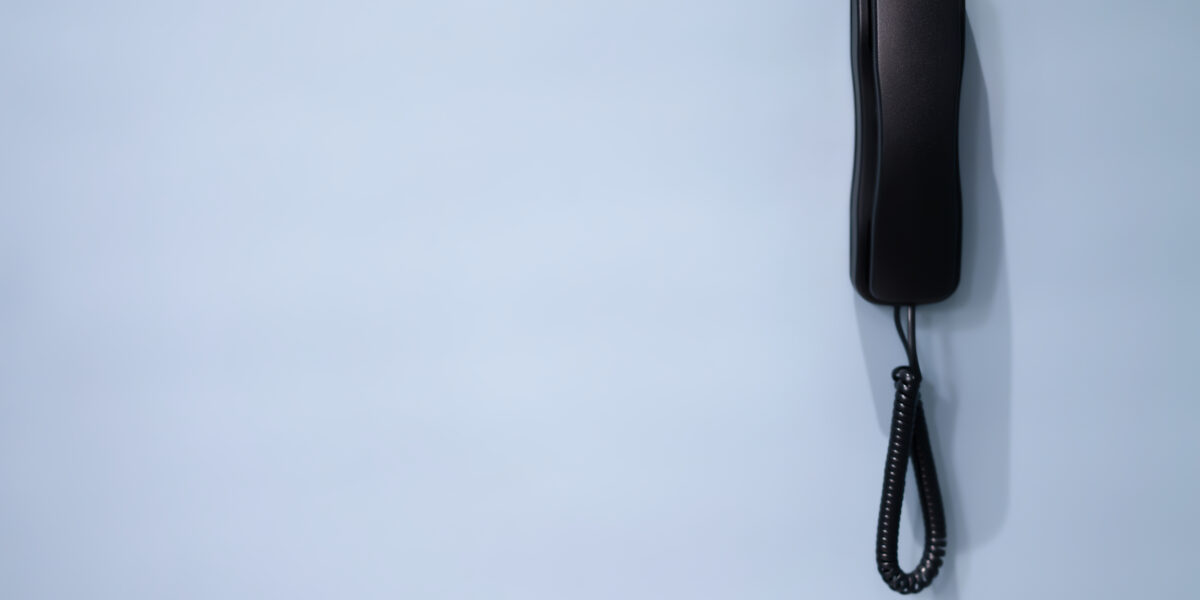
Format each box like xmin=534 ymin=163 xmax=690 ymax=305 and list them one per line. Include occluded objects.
xmin=876 ymin=305 xmax=948 ymax=594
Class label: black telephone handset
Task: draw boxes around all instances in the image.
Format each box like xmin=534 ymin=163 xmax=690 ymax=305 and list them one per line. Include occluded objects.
xmin=849 ymin=0 xmax=965 ymax=594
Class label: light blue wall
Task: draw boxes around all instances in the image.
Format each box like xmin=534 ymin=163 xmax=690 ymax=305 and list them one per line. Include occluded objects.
xmin=2 ymin=1 xmax=1197 ymax=598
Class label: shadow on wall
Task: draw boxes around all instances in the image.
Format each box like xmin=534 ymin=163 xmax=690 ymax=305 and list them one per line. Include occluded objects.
xmin=853 ymin=17 xmax=1010 ymax=599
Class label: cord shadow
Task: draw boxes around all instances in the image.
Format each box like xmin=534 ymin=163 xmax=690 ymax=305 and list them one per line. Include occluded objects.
xmin=852 ymin=16 xmax=1010 ymax=599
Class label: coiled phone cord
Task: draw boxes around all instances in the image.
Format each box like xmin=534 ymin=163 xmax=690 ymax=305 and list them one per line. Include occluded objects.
xmin=876 ymin=305 xmax=947 ymax=594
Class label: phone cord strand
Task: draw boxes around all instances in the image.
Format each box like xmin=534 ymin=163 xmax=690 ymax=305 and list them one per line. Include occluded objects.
xmin=876 ymin=305 xmax=947 ymax=594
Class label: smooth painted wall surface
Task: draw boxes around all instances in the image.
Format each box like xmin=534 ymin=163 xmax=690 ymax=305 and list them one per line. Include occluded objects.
xmin=2 ymin=1 xmax=1198 ymax=598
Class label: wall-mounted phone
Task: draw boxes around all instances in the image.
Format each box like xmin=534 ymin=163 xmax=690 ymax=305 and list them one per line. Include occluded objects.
xmin=850 ymin=0 xmax=965 ymax=594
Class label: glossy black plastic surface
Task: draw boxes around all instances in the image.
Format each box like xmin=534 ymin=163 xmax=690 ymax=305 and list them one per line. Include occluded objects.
xmin=851 ymin=0 xmax=965 ymax=305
